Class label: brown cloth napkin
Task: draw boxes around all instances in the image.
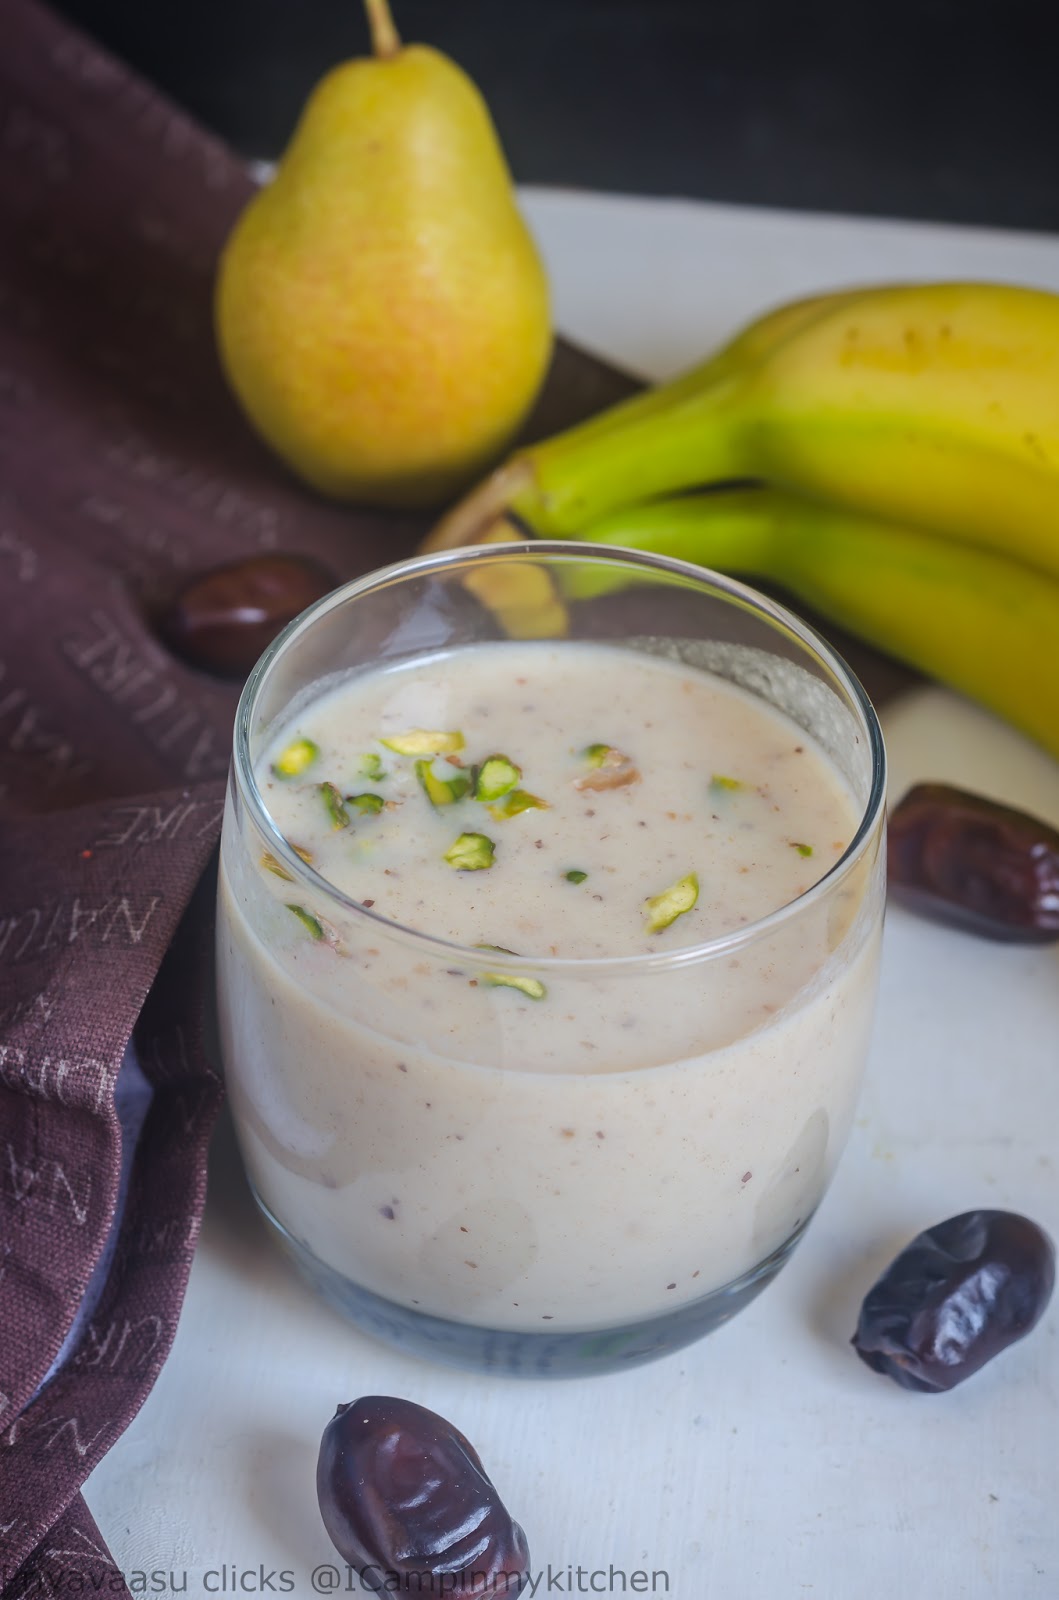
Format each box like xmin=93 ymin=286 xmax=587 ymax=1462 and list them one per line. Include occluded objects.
xmin=0 ymin=2 xmax=914 ymax=1592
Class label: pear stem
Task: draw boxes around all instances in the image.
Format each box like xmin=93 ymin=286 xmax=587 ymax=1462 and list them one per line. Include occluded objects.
xmin=364 ymin=0 xmax=401 ymax=57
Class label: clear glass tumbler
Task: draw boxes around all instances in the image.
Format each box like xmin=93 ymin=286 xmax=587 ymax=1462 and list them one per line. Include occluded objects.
xmin=216 ymin=543 xmax=886 ymax=1377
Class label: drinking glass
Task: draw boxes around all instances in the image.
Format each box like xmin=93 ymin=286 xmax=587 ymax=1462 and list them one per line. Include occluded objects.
xmin=216 ymin=543 xmax=886 ymax=1376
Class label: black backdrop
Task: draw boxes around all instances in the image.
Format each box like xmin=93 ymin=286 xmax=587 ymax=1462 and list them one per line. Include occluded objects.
xmin=50 ymin=0 xmax=1059 ymax=231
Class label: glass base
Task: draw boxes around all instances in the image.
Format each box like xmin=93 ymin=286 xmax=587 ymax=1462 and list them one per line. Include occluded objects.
xmin=255 ymin=1192 xmax=812 ymax=1378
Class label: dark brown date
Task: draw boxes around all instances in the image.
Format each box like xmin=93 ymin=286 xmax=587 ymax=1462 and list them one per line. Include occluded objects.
xmin=887 ymin=782 xmax=1059 ymax=942
xmin=317 ymin=1396 xmax=530 ymax=1595
xmin=156 ymin=553 xmax=336 ymax=678
xmin=852 ymin=1210 xmax=1055 ymax=1392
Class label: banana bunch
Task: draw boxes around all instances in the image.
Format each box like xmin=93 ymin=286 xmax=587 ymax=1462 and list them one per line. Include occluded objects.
xmin=424 ymin=282 xmax=1059 ymax=761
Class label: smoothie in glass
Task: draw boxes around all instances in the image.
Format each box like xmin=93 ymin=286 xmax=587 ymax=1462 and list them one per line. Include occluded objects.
xmin=216 ymin=561 xmax=886 ymax=1379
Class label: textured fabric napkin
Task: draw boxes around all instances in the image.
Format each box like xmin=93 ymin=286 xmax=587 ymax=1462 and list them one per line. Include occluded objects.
xmin=0 ymin=2 xmax=915 ymax=1592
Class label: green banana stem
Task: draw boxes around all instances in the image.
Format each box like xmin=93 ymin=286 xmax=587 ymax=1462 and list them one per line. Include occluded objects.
xmin=424 ymin=288 xmax=872 ymax=553
xmin=557 ymin=492 xmax=778 ymax=599
xmin=424 ymin=368 xmax=752 ymax=552
xmin=574 ymin=489 xmax=1059 ymax=763
xmin=516 ymin=289 xmax=862 ymax=466
xmin=512 ymin=375 xmax=752 ymax=533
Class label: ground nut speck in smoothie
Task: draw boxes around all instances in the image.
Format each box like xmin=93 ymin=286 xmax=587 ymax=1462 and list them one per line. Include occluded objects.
xmin=217 ymin=639 xmax=882 ymax=1334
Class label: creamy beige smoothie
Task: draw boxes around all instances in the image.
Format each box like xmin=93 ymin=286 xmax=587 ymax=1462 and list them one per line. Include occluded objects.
xmin=217 ymin=640 xmax=883 ymax=1333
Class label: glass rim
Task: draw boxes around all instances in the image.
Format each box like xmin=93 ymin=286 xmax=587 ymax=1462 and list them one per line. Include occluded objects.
xmin=232 ymin=540 xmax=887 ymax=975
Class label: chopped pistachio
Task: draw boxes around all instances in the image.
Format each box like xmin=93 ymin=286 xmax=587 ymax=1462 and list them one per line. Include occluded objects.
xmin=415 ymin=759 xmax=471 ymax=807
xmin=644 ymin=872 xmax=699 ymax=933
xmin=473 ymin=944 xmax=546 ymax=1000
xmin=488 ymin=789 xmax=549 ymax=821
xmin=710 ymin=774 xmax=749 ymax=794
xmin=292 ymin=843 xmax=315 ymax=865
xmin=271 ymin=737 xmax=319 ymax=779
xmin=380 ymin=729 xmax=465 ymax=756
xmin=791 ymin=841 xmax=814 ymax=858
xmin=484 ymin=972 xmax=547 ymax=1001
xmin=474 ymin=754 xmax=522 ymax=802
xmin=261 ymin=850 xmax=294 ymax=882
xmin=347 ymin=792 xmax=386 ymax=816
xmin=319 ymin=781 xmax=351 ymax=829
xmin=286 ymin=903 xmax=324 ymax=940
xmin=358 ymin=753 xmax=386 ymax=781
xmin=564 ymin=869 xmax=588 ymax=884
xmin=583 ymin=743 xmax=614 ymax=768
xmin=443 ymin=832 xmax=496 ymax=871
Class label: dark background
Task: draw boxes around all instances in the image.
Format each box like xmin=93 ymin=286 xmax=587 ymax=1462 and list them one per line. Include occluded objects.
xmin=51 ymin=0 xmax=1059 ymax=232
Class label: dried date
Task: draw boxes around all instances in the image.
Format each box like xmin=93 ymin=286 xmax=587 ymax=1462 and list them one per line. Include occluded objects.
xmin=156 ymin=552 xmax=336 ymax=678
xmin=852 ymin=1210 xmax=1055 ymax=1392
xmin=317 ymin=1396 xmax=530 ymax=1595
xmin=887 ymin=782 xmax=1059 ymax=942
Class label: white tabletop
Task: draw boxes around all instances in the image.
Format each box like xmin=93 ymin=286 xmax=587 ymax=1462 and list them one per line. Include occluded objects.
xmin=86 ymin=190 xmax=1059 ymax=1600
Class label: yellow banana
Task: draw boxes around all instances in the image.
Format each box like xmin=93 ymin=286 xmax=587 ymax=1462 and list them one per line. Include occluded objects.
xmin=743 ymin=283 xmax=1059 ymax=580
xmin=429 ymin=282 xmax=1059 ymax=582
xmin=568 ymin=488 xmax=1059 ymax=762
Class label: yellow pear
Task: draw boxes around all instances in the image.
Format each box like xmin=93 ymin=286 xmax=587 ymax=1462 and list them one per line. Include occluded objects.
xmin=215 ymin=0 xmax=552 ymax=508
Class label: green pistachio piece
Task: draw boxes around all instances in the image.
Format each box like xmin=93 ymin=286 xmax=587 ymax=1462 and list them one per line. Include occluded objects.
xmin=416 ymin=759 xmax=471 ymax=807
xmin=286 ymin=904 xmax=324 ymax=940
xmin=791 ymin=841 xmax=814 ymax=858
xmin=261 ymin=850 xmax=294 ymax=882
xmin=319 ymin=781 xmax=351 ymax=829
xmin=272 ymin=737 xmax=319 ymax=779
xmin=358 ymin=753 xmax=386 ymax=781
xmin=474 ymin=754 xmax=522 ymax=802
xmin=443 ymin=832 xmax=496 ymax=871
xmin=563 ymin=869 xmax=588 ymax=884
xmin=473 ymin=944 xmax=546 ymax=1000
xmin=583 ymin=743 xmax=614 ymax=768
xmin=263 ymin=844 xmax=315 ymax=879
xmin=644 ymin=872 xmax=700 ymax=933
xmin=488 ymin=789 xmax=549 ymax=821
xmin=484 ymin=972 xmax=547 ymax=1001
xmin=380 ymin=729 xmax=465 ymax=756
xmin=710 ymin=774 xmax=749 ymax=794
xmin=347 ymin=792 xmax=386 ymax=815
